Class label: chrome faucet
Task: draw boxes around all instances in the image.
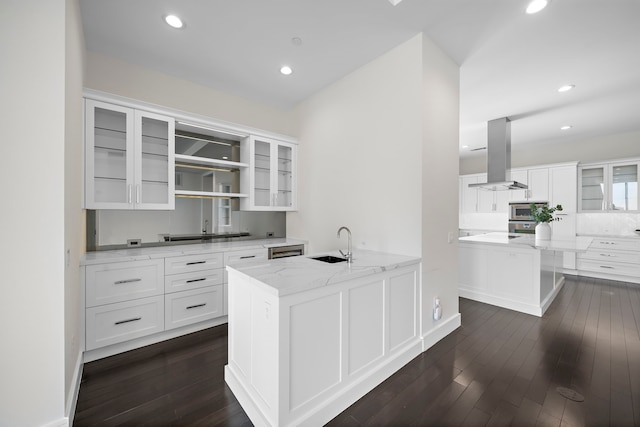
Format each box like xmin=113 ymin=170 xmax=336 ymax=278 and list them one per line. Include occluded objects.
xmin=337 ymin=226 xmax=353 ymax=263
xmin=202 ymin=219 xmax=209 ymax=235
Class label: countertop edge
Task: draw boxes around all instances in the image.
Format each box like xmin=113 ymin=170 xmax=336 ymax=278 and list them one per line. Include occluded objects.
xmin=80 ymin=238 xmax=308 ymax=266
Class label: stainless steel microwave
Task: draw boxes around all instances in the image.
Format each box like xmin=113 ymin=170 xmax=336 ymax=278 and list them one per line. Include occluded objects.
xmin=509 ymin=202 xmax=547 ymax=221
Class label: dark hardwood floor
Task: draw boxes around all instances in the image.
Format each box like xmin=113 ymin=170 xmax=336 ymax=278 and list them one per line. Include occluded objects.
xmin=73 ymin=276 xmax=640 ymax=426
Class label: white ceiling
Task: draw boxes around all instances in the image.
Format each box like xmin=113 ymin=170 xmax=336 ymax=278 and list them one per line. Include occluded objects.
xmin=80 ymin=0 xmax=640 ymax=157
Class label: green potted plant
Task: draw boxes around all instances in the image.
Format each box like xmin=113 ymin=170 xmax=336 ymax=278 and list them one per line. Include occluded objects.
xmin=530 ymin=203 xmax=563 ymax=239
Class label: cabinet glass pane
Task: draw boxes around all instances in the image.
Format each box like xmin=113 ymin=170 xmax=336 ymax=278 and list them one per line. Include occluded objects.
xmin=254 ymin=141 xmax=271 ymax=206
xmin=611 ymin=164 xmax=637 ymax=211
xmin=276 ymin=144 xmax=293 ymax=207
xmin=93 ymin=107 xmax=128 ymax=203
xmin=140 ymin=116 xmax=169 ymax=204
xmin=581 ymin=167 xmax=605 ymax=211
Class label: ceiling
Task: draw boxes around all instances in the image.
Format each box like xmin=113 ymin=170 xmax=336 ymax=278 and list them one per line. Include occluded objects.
xmin=80 ymin=0 xmax=640 ymax=157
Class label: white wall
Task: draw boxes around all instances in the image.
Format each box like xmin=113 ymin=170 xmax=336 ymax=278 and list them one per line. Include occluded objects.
xmin=85 ymin=51 xmax=294 ymax=137
xmin=288 ymin=35 xmax=423 ymax=256
xmin=0 ymin=1 xmax=67 ymax=426
xmin=420 ymin=36 xmax=461 ymax=337
xmin=460 ymin=130 xmax=640 ymax=174
xmin=64 ymin=0 xmax=85 ymax=420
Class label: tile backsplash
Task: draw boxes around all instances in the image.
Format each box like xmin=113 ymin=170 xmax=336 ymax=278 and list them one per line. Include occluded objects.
xmin=577 ymin=212 xmax=640 ymax=236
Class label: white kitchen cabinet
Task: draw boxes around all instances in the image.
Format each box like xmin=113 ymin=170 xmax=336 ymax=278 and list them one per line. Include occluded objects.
xmin=164 ymin=286 xmax=224 ymax=330
xmin=460 ymin=174 xmax=508 ymax=213
xmin=240 ymin=135 xmax=297 ymax=211
xmin=509 ymin=167 xmax=549 ymax=202
xmin=579 ymin=160 xmax=639 ymax=212
xmin=577 ymin=236 xmax=640 ymax=284
xmin=85 ymin=99 xmax=175 ymax=210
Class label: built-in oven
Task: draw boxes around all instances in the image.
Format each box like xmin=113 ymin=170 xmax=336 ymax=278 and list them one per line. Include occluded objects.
xmin=508 ymin=201 xmax=547 ymax=234
xmin=268 ymin=244 xmax=305 ymax=259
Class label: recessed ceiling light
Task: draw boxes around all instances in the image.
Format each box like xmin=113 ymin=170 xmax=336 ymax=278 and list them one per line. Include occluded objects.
xmin=280 ymin=66 xmax=293 ymax=75
xmin=560 ymin=125 xmax=572 ymax=130
xmin=526 ymin=0 xmax=549 ymax=14
xmin=558 ymin=84 xmax=575 ymax=92
xmin=291 ymin=37 xmax=303 ymax=46
xmin=164 ymin=14 xmax=184 ymax=29
xmin=462 ymin=145 xmax=469 ymax=149
xmin=388 ymin=0 xmax=403 ymax=5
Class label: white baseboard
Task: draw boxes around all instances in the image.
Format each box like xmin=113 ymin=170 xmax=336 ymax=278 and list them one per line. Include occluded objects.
xmin=66 ymin=348 xmax=83 ymax=427
xmin=40 ymin=418 xmax=69 ymax=427
xmin=421 ymin=312 xmax=461 ymax=351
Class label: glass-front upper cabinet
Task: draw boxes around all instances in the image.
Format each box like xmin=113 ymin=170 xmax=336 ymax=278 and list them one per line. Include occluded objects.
xmin=85 ymin=99 xmax=174 ymax=210
xmin=240 ymin=135 xmax=297 ymax=211
xmin=579 ymin=160 xmax=639 ymax=212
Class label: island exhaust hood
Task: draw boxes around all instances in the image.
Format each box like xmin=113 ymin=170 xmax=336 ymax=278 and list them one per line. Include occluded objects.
xmin=469 ymin=117 xmax=528 ymax=191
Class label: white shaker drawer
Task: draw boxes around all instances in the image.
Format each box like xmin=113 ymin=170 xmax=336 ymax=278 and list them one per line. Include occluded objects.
xmin=224 ymin=248 xmax=268 ymax=265
xmin=224 ymin=248 xmax=268 ymax=283
xmin=86 ymin=259 xmax=164 ymax=307
xmin=164 ymin=269 xmax=224 ymax=294
xmin=165 ymin=252 xmax=223 ymax=275
xmin=165 ymin=286 xmax=224 ymax=330
xmin=579 ymin=250 xmax=639 ymax=264
xmin=86 ymin=296 xmax=164 ymax=350
xmin=578 ymin=260 xmax=640 ymax=277
xmin=589 ymin=238 xmax=640 ymax=251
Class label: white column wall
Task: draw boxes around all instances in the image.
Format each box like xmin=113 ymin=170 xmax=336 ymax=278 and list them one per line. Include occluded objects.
xmin=421 ymin=35 xmax=461 ymax=337
xmin=65 ymin=0 xmax=86 ymax=419
xmin=0 ymin=1 xmax=67 ymax=426
xmin=287 ymin=35 xmax=423 ymax=257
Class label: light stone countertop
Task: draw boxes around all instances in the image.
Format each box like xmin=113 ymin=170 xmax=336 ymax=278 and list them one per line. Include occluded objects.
xmin=459 ymin=232 xmax=593 ymax=252
xmin=81 ymin=238 xmax=306 ymax=265
xmin=226 ymin=249 xmax=421 ymax=297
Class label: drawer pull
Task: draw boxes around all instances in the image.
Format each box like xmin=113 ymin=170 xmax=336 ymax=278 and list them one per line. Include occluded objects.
xmin=599 ymin=254 xmax=616 ymax=257
xmin=115 ymin=317 xmax=142 ymax=325
xmin=240 ymin=255 xmax=256 ymax=259
xmin=114 ymin=278 xmax=142 ymax=285
xmin=186 ymin=261 xmax=207 ymax=265
xmin=599 ymin=241 xmax=616 ymax=245
xmin=186 ymin=303 xmax=207 ymax=310
xmin=186 ymin=277 xmax=207 ymax=283
xmin=599 ymin=266 xmax=615 ymax=269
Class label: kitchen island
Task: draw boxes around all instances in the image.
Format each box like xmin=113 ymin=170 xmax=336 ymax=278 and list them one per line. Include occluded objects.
xmin=459 ymin=232 xmax=592 ymax=316
xmin=224 ymin=250 xmax=422 ymax=427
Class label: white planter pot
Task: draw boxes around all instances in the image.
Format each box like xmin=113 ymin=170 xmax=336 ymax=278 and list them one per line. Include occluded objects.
xmin=535 ymin=222 xmax=552 ymax=240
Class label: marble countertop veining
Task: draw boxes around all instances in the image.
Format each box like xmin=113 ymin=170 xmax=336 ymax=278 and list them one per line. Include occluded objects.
xmin=226 ymin=249 xmax=421 ymax=297
xmin=81 ymin=238 xmax=307 ymax=265
xmin=459 ymin=232 xmax=593 ymax=252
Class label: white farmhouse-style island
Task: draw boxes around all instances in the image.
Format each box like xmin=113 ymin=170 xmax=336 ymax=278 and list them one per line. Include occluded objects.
xmin=224 ymin=250 xmax=422 ymax=427
xmin=459 ymin=232 xmax=592 ymax=316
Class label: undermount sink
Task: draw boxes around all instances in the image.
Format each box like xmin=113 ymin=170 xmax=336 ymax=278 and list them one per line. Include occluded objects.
xmin=310 ymin=255 xmax=347 ymax=264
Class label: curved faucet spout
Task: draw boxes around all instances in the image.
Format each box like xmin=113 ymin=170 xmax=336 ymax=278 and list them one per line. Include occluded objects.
xmin=337 ymin=226 xmax=353 ymax=263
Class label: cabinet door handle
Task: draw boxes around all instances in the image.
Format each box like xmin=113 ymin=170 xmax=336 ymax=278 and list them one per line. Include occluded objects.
xmin=114 ymin=278 xmax=142 ymax=285
xmin=115 ymin=317 xmax=142 ymax=325
xmin=186 ymin=303 xmax=207 ymax=310
xmin=186 ymin=277 xmax=207 ymax=283
xmin=599 ymin=265 xmax=614 ymax=269
xmin=240 ymin=255 xmax=256 ymax=259
xmin=186 ymin=261 xmax=206 ymax=265
xmin=127 ymin=184 xmax=133 ymax=204
xmin=136 ymin=184 xmax=140 ymax=204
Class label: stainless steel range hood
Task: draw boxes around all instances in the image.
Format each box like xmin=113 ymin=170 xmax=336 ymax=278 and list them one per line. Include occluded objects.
xmin=469 ymin=117 xmax=528 ymax=191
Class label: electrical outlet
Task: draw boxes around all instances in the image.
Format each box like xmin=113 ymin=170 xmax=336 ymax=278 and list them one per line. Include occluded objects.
xmin=266 ymin=232 xmax=274 ymax=237
xmin=447 ymin=232 xmax=454 ymax=244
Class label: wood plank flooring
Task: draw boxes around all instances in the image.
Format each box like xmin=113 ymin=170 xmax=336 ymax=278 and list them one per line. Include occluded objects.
xmin=73 ymin=276 xmax=640 ymax=426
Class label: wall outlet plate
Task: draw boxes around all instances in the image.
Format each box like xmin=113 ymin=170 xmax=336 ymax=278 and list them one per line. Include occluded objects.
xmin=127 ymin=239 xmax=142 ymax=247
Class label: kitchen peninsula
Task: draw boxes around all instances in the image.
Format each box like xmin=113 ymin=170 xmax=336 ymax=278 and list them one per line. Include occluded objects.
xmin=224 ymin=250 xmax=422 ymax=427
xmin=459 ymin=232 xmax=592 ymax=316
